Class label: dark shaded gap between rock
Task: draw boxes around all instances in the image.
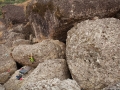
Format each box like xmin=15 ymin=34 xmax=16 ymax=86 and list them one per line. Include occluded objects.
xmin=15 ymin=62 xmax=23 ymax=69
xmin=65 ymin=60 xmax=72 ymax=79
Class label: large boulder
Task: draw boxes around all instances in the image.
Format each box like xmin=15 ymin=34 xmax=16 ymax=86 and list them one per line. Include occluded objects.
xmin=0 ymin=24 xmax=27 ymax=48
xmin=12 ymin=39 xmax=31 ymax=47
xmin=0 ymin=24 xmax=32 ymax=46
xmin=26 ymin=0 xmax=120 ymax=42
xmin=0 ymin=45 xmax=17 ymax=84
xmin=12 ymin=39 xmax=65 ymax=66
xmin=4 ymin=23 xmax=34 ymax=48
xmin=21 ymin=59 xmax=70 ymax=86
xmin=0 ymin=30 xmax=7 ymax=44
xmin=4 ymin=66 xmax=34 ymax=90
xmin=0 ymin=84 xmax=5 ymax=90
xmin=8 ymin=24 xmax=34 ymax=40
xmin=4 ymin=32 xmax=25 ymax=48
xmin=0 ymin=18 xmax=6 ymax=30
xmin=103 ymin=82 xmax=120 ymax=90
xmin=0 ymin=19 xmax=7 ymax=44
xmin=1 ymin=5 xmax=26 ymax=25
xmin=66 ymin=18 xmax=120 ymax=90
xmin=19 ymin=78 xmax=80 ymax=90
xmin=0 ymin=72 xmax=10 ymax=84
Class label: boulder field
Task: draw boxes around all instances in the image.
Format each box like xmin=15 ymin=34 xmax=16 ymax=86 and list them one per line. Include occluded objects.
xmin=0 ymin=0 xmax=120 ymax=90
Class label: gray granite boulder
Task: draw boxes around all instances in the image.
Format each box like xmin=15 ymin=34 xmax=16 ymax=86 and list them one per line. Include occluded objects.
xmin=1 ymin=24 xmax=34 ymax=49
xmin=4 ymin=66 xmax=34 ymax=90
xmin=0 ymin=72 xmax=10 ymax=84
xmin=26 ymin=0 xmax=120 ymax=42
xmin=8 ymin=24 xmax=34 ymax=40
xmin=0 ymin=19 xmax=7 ymax=44
xmin=12 ymin=39 xmax=31 ymax=47
xmin=66 ymin=18 xmax=120 ymax=90
xmin=103 ymin=82 xmax=120 ymax=90
xmin=19 ymin=78 xmax=80 ymax=90
xmin=0 ymin=45 xmax=17 ymax=84
xmin=2 ymin=5 xmax=26 ymax=25
xmin=0 ymin=24 xmax=32 ymax=47
xmin=12 ymin=39 xmax=65 ymax=66
xmin=5 ymin=32 xmax=25 ymax=48
xmin=0 ymin=18 xmax=6 ymax=30
xmin=21 ymin=59 xmax=70 ymax=87
xmin=0 ymin=84 xmax=5 ymax=90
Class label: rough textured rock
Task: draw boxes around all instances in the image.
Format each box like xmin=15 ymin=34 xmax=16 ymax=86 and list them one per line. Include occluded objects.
xmin=0 ymin=44 xmax=17 ymax=83
xmin=8 ymin=24 xmax=34 ymax=40
xmin=0 ymin=84 xmax=5 ymax=90
xmin=0 ymin=19 xmax=7 ymax=44
xmin=4 ymin=66 xmax=34 ymax=90
xmin=0 ymin=24 xmax=33 ymax=46
xmin=0 ymin=18 xmax=6 ymax=30
xmin=103 ymin=82 xmax=120 ymax=90
xmin=1 ymin=5 xmax=26 ymax=25
xmin=3 ymin=23 xmax=35 ymax=48
xmin=0 ymin=31 xmax=6 ymax=44
xmin=21 ymin=59 xmax=70 ymax=86
xmin=12 ymin=39 xmax=65 ymax=66
xmin=19 ymin=78 xmax=80 ymax=90
xmin=5 ymin=32 xmax=25 ymax=48
xmin=26 ymin=0 xmax=120 ymax=42
xmin=66 ymin=18 xmax=120 ymax=90
xmin=0 ymin=72 xmax=10 ymax=84
xmin=12 ymin=39 xmax=31 ymax=47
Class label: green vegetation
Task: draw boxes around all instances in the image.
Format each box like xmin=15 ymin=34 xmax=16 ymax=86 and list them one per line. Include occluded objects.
xmin=0 ymin=0 xmax=26 ymax=17
xmin=0 ymin=0 xmax=26 ymax=4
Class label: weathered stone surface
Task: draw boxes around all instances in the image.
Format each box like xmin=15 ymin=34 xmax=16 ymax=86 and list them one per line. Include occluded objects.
xmin=0 ymin=30 xmax=6 ymax=44
xmin=0 ymin=19 xmax=7 ymax=44
xmin=66 ymin=18 xmax=120 ymax=90
xmin=0 ymin=44 xmax=17 ymax=83
xmin=0 ymin=84 xmax=5 ymax=90
xmin=8 ymin=24 xmax=34 ymax=40
xmin=12 ymin=39 xmax=65 ymax=66
xmin=1 ymin=23 xmax=36 ymax=48
xmin=0 ymin=24 xmax=33 ymax=48
xmin=12 ymin=39 xmax=31 ymax=47
xmin=0 ymin=72 xmax=10 ymax=84
xmin=0 ymin=23 xmax=32 ymax=45
xmin=5 ymin=32 xmax=25 ymax=48
xmin=26 ymin=0 xmax=120 ymax=42
xmin=19 ymin=78 xmax=80 ymax=90
xmin=21 ymin=59 xmax=70 ymax=87
xmin=2 ymin=5 xmax=26 ymax=25
xmin=0 ymin=18 xmax=6 ymax=30
xmin=103 ymin=82 xmax=120 ymax=90
xmin=4 ymin=66 xmax=34 ymax=90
